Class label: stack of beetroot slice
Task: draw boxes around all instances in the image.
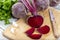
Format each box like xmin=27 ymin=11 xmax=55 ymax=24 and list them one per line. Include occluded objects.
xmin=25 ymin=15 xmax=50 ymax=39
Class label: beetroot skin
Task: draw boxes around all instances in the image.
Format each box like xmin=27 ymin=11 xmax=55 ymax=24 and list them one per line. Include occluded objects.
xmin=29 ymin=34 xmax=42 ymax=39
xmin=25 ymin=27 xmax=35 ymax=35
xmin=37 ymin=25 xmax=50 ymax=34
xmin=28 ymin=15 xmax=43 ymax=28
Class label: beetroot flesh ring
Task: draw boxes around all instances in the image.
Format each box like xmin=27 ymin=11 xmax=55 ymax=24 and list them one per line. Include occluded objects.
xmin=37 ymin=25 xmax=50 ymax=34
xmin=28 ymin=15 xmax=43 ymax=28
xmin=28 ymin=34 xmax=42 ymax=39
xmin=25 ymin=27 xmax=35 ymax=35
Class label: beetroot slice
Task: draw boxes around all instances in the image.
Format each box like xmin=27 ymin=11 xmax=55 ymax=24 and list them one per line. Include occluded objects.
xmin=29 ymin=34 xmax=42 ymax=39
xmin=37 ymin=25 xmax=50 ymax=34
xmin=25 ymin=27 xmax=35 ymax=35
xmin=28 ymin=15 xmax=43 ymax=28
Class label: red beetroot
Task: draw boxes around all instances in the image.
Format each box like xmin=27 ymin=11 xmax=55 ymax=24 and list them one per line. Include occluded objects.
xmin=37 ymin=25 xmax=50 ymax=34
xmin=28 ymin=15 xmax=43 ymax=28
xmin=25 ymin=27 xmax=35 ymax=35
xmin=29 ymin=34 xmax=42 ymax=39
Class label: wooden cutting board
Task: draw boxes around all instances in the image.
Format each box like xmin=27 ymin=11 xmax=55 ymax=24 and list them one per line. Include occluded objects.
xmin=3 ymin=7 xmax=60 ymax=40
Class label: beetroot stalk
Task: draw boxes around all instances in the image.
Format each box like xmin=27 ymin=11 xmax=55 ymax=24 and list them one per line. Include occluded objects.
xmin=26 ymin=0 xmax=37 ymax=15
xmin=21 ymin=0 xmax=37 ymax=16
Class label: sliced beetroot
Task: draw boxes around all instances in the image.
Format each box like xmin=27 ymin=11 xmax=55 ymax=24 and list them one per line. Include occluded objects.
xmin=28 ymin=15 xmax=43 ymax=28
xmin=25 ymin=27 xmax=35 ymax=35
xmin=37 ymin=25 xmax=50 ymax=34
xmin=29 ymin=34 xmax=42 ymax=39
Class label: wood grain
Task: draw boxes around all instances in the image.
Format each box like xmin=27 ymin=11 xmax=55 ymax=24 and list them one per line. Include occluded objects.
xmin=3 ymin=7 xmax=60 ymax=40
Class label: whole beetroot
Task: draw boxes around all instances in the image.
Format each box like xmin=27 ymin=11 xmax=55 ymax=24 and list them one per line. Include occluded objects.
xmin=50 ymin=0 xmax=60 ymax=7
xmin=35 ymin=0 xmax=49 ymax=11
xmin=12 ymin=2 xmax=27 ymax=18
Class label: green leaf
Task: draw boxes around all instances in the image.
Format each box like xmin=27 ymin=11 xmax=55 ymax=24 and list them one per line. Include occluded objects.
xmin=0 ymin=0 xmax=17 ymax=24
xmin=5 ymin=19 xmax=10 ymax=24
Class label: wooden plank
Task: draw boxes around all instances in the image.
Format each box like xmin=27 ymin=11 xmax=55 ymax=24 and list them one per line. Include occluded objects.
xmin=3 ymin=7 xmax=60 ymax=40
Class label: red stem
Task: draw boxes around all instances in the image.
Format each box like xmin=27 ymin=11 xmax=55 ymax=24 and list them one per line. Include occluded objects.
xmin=20 ymin=0 xmax=31 ymax=10
xmin=21 ymin=0 xmax=37 ymax=16
xmin=31 ymin=0 xmax=37 ymax=15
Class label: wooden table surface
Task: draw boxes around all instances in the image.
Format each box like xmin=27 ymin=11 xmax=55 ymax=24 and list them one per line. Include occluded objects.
xmin=3 ymin=7 xmax=60 ymax=40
